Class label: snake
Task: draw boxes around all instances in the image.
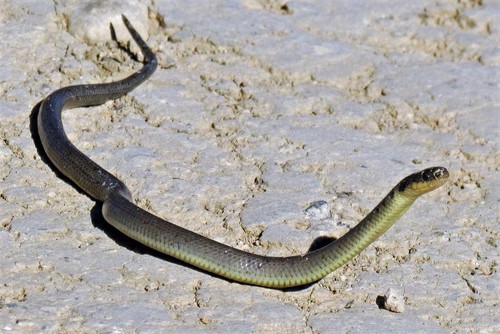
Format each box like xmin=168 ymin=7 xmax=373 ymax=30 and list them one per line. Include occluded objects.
xmin=37 ymin=15 xmax=449 ymax=288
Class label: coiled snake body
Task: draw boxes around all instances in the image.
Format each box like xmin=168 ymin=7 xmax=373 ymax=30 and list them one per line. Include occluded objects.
xmin=38 ymin=16 xmax=449 ymax=288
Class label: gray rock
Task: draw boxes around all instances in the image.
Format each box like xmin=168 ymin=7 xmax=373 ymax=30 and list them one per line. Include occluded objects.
xmin=305 ymin=200 xmax=330 ymax=220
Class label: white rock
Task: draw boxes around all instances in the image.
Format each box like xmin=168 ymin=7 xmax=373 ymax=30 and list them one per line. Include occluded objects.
xmin=383 ymin=288 xmax=405 ymax=313
xmin=305 ymin=200 xmax=330 ymax=220
xmin=66 ymin=0 xmax=149 ymax=43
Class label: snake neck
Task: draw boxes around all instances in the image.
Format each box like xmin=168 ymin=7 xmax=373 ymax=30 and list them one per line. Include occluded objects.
xmin=341 ymin=188 xmax=417 ymax=253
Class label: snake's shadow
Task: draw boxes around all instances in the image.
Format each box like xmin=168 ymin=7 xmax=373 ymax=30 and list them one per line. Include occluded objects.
xmin=30 ymin=101 xmax=337 ymax=291
xmin=30 ymin=101 xmax=207 ymax=272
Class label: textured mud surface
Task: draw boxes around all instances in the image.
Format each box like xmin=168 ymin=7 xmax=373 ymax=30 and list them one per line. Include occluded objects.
xmin=0 ymin=0 xmax=498 ymax=333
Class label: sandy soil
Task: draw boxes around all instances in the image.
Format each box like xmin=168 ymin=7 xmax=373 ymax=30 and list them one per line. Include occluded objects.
xmin=0 ymin=0 xmax=498 ymax=333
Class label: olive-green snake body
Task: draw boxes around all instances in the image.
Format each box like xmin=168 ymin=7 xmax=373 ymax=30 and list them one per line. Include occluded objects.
xmin=38 ymin=16 xmax=449 ymax=288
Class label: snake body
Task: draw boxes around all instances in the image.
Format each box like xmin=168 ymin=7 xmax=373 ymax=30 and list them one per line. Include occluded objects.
xmin=38 ymin=16 xmax=449 ymax=288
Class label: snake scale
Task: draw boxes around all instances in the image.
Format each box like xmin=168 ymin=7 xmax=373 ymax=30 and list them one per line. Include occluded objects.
xmin=37 ymin=15 xmax=449 ymax=288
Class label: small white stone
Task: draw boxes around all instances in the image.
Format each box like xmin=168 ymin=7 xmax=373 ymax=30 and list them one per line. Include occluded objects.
xmin=305 ymin=201 xmax=330 ymax=220
xmin=67 ymin=0 xmax=148 ymax=44
xmin=383 ymin=288 xmax=405 ymax=313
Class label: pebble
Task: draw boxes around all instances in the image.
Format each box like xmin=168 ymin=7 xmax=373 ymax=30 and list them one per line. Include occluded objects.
xmin=305 ymin=200 xmax=330 ymax=220
xmin=65 ymin=0 xmax=149 ymax=43
xmin=383 ymin=288 xmax=405 ymax=313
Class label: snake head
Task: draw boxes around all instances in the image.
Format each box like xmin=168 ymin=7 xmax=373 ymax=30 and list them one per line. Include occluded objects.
xmin=398 ymin=167 xmax=449 ymax=198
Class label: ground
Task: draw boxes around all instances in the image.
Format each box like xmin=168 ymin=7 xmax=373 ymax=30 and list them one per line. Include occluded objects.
xmin=0 ymin=0 xmax=498 ymax=333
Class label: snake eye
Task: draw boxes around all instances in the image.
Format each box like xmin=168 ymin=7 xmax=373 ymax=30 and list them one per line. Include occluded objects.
xmin=421 ymin=170 xmax=432 ymax=181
